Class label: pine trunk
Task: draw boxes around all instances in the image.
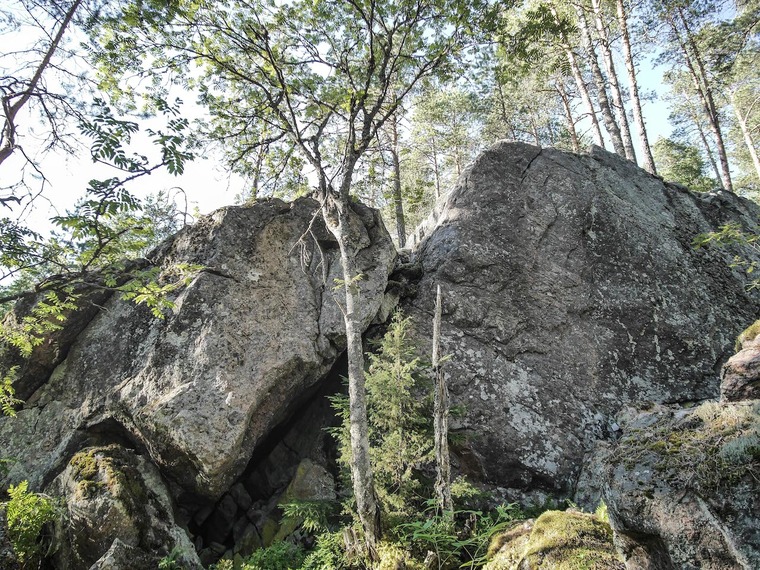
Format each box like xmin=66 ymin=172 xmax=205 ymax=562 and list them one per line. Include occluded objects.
xmin=616 ymin=0 xmax=656 ymax=174
xmin=731 ymin=92 xmax=760 ymax=182
xmin=673 ymin=9 xmax=733 ymax=191
xmin=557 ymin=80 xmax=581 ymax=153
xmin=590 ymin=0 xmax=636 ymax=161
xmin=390 ymin=114 xmax=406 ymax=247
xmin=575 ymin=4 xmax=626 ymax=156
xmin=552 ymin=7 xmax=605 ymax=147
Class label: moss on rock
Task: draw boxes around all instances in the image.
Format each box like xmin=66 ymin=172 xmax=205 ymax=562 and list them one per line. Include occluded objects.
xmin=485 ymin=511 xmax=623 ymax=570
xmin=736 ymin=318 xmax=760 ymax=351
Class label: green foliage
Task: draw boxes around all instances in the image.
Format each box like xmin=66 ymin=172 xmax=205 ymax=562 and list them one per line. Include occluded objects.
xmin=693 ymin=222 xmax=760 ymax=291
xmin=594 ymin=501 xmax=609 ymax=525
xmin=239 ymin=541 xmax=306 ymax=570
xmin=4 ymin=480 xmax=57 ymax=564
xmin=0 ymin=290 xmax=79 ymax=358
xmin=366 ymin=312 xmax=433 ymax=515
xmin=280 ymin=500 xmax=334 ymax=534
xmin=1 ymin=366 xmax=22 ymax=417
xmin=653 ymin=138 xmax=716 ymax=192
xmin=395 ymin=502 xmax=525 ymax=569
xmin=299 ymin=531 xmax=348 ymax=570
xmin=329 ymin=311 xmax=433 ymax=520
xmin=117 ymin=263 xmax=202 ymax=319
xmin=158 ymin=547 xmax=187 ymax=570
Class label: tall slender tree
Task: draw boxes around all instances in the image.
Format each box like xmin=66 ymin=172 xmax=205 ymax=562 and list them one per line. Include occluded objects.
xmin=615 ymin=0 xmax=657 ymax=173
xmin=93 ymin=0 xmax=484 ymax=553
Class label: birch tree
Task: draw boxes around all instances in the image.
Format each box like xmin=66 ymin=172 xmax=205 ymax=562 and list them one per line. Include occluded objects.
xmin=93 ymin=0 xmax=484 ymax=554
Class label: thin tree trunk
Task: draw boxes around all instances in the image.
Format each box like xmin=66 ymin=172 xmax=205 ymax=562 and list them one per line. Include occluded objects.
xmin=551 ymin=7 xmax=605 ymax=147
xmin=0 ymin=0 xmax=83 ymax=167
xmin=673 ymin=9 xmax=733 ymax=191
xmin=432 ymin=284 xmax=452 ymax=514
xmin=390 ymin=113 xmax=406 ymax=247
xmin=694 ymin=115 xmax=722 ymax=183
xmin=322 ymin=189 xmax=381 ymax=557
xmin=495 ymin=79 xmax=514 ymax=139
xmin=575 ymin=4 xmax=626 ymax=156
xmin=430 ymin=139 xmax=442 ymax=199
xmin=590 ymin=0 xmax=636 ymax=161
xmin=556 ymin=80 xmax=581 ymax=153
xmin=530 ymin=116 xmax=541 ymax=146
xmin=616 ymin=0 xmax=656 ymax=174
xmin=731 ymin=91 xmax=760 ymax=182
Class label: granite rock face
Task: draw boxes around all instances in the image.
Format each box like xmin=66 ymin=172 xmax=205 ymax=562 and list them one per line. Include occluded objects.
xmin=0 ymin=197 xmax=395 ymax=501
xmin=49 ymin=445 xmax=202 ymax=570
xmin=403 ymin=141 xmax=760 ymax=499
xmin=721 ymin=334 xmax=760 ymax=402
xmin=0 ymin=197 xmax=395 ymax=566
xmin=601 ymin=401 xmax=760 ymax=569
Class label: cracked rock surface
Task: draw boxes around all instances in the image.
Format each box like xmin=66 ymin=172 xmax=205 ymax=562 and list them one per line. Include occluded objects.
xmin=0 ymin=197 xmax=396 ymax=501
xmin=403 ymin=141 xmax=760 ymax=500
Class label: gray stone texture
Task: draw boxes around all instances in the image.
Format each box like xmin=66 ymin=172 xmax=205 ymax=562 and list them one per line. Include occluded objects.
xmin=0 ymin=197 xmax=395 ymax=501
xmin=403 ymin=141 xmax=760 ymax=498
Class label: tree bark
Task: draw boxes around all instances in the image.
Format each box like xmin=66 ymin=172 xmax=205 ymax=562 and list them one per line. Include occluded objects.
xmin=1 ymin=0 xmax=83 ymax=168
xmin=731 ymin=91 xmax=760 ymax=182
xmin=556 ymin=80 xmax=581 ymax=153
xmin=431 ymin=284 xmax=452 ymax=514
xmin=574 ymin=3 xmax=626 ymax=156
xmin=389 ymin=113 xmax=406 ymax=247
xmin=551 ymin=7 xmax=604 ymax=147
xmin=615 ymin=0 xmax=656 ymax=174
xmin=590 ymin=0 xmax=636 ymax=161
xmin=672 ymin=8 xmax=733 ymax=191
xmin=321 ymin=192 xmax=381 ymax=556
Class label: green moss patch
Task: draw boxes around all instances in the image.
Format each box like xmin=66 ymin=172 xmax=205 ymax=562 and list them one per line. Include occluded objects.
xmin=485 ymin=511 xmax=623 ymax=569
xmin=611 ymin=401 xmax=760 ymax=493
xmin=736 ymin=318 xmax=760 ymax=351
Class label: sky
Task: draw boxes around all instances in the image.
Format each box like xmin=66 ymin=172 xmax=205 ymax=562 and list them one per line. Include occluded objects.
xmin=1 ymin=2 xmax=677 ymax=239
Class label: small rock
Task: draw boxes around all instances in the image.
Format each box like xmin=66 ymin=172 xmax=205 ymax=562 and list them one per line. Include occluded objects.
xmin=229 ymin=483 xmax=253 ymax=511
xmin=203 ymin=495 xmax=239 ymax=545
xmin=721 ymin=336 xmax=760 ymax=402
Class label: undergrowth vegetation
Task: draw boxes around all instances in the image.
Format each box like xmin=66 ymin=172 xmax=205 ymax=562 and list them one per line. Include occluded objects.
xmin=205 ymin=313 xmax=596 ymax=570
xmin=611 ymin=401 xmax=760 ymax=492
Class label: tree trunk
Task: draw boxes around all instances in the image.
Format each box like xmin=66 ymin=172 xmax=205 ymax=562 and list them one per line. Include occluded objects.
xmin=1 ymin=0 xmax=83 ymax=168
xmin=322 ymin=194 xmax=381 ymax=557
xmin=615 ymin=0 xmax=656 ymax=174
xmin=590 ymin=0 xmax=636 ymax=161
xmin=574 ymin=3 xmax=626 ymax=156
xmin=432 ymin=284 xmax=452 ymax=514
xmin=556 ymin=80 xmax=581 ymax=153
xmin=731 ymin=91 xmax=760 ymax=182
xmin=430 ymin=138 xmax=442 ymax=199
xmin=551 ymin=7 xmax=605 ymax=147
xmin=672 ymin=9 xmax=733 ymax=191
xmin=390 ymin=113 xmax=406 ymax=247
xmin=693 ymin=113 xmax=723 ymax=183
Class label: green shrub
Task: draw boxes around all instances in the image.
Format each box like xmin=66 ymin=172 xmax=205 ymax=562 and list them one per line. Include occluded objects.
xmin=242 ymin=541 xmax=306 ymax=570
xmin=300 ymin=531 xmax=347 ymax=570
xmin=5 ymin=480 xmax=57 ymax=564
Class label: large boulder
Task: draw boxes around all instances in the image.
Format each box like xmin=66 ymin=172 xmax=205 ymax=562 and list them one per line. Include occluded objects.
xmin=601 ymin=401 xmax=760 ymax=569
xmin=403 ymin=141 xmax=760 ymax=500
xmin=0 ymin=197 xmax=396 ymax=503
xmin=484 ymin=511 xmax=624 ymax=569
xmin=721 ymin=321 xmax=760 ymax=402
xmin=48 ymin=445 xmax=202 ymax=570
